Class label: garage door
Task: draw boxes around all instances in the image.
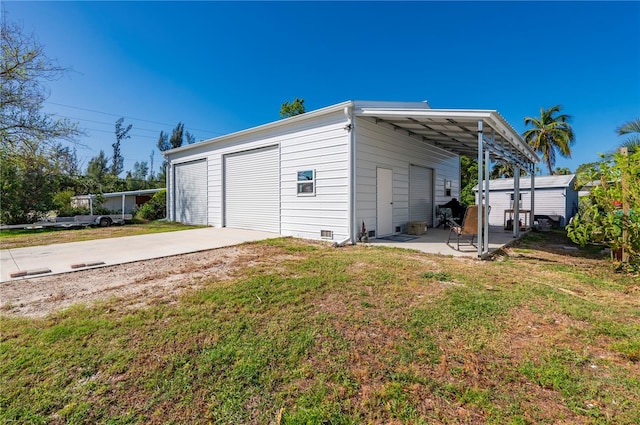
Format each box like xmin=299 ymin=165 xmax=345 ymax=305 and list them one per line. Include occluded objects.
xmin=224 ymin=145 xmax=280 ymax=233
xmin=174 ymin=159 xmax=208 ymax=225
xmin=409 ymin=165 xmax=433 ymax=226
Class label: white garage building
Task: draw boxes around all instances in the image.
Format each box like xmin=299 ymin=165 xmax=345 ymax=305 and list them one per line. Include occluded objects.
xmin=164 ymin=100 xmax=538 ymax=253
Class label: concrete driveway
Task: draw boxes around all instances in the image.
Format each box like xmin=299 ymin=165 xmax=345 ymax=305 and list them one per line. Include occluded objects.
xmin=1 ymin=227 xmax=279 ymax=283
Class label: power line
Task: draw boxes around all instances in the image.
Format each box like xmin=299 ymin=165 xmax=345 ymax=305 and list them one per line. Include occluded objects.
xmin=81 ymin=127 xmax=158 ymax=140
xmin=52 ymin=113 xmax=162 ymax=134
xmin=45 ymin=101 xmax=226 ymax=135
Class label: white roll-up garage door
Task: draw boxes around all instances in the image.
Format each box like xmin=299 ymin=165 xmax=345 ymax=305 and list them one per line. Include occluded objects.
xmin=409 ymin=165 xmax=433 ymax=226
xmin=224 ymin=145 xmax=280 ymax=233
xmin=174 ymin=159 xmax=208 ymax=225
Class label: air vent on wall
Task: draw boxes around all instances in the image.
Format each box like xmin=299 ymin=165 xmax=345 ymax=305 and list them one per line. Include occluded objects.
xmin=320 ymin=230 xmax=333 ymax=239
xmin=368 ymin=230 xmax=376 ymax=238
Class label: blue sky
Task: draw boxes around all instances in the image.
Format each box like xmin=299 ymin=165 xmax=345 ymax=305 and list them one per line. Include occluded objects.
xmin=6 ymin=1 xmax=640 ymax=176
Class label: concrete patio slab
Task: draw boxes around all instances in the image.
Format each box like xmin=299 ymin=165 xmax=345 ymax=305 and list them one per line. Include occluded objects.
xmin=367 ymin=226 xmax=522 ymax=257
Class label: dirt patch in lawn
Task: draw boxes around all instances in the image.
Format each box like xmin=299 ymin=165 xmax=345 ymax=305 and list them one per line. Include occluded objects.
xmin=0 ymin=244 xmax=282 ymax=318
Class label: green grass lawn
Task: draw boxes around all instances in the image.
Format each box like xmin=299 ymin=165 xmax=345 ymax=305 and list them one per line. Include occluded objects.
xmin=1 ymin=232 xmax=638 ymax=424
xmin=0 ymin=221 xmax=205 ymax=249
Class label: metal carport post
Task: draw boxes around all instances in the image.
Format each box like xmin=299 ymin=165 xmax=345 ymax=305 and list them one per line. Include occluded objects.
xmin=477 ymin=121 xmax=484 ymax=257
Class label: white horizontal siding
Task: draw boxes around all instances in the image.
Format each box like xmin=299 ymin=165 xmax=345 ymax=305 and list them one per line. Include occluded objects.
xmin=355 ymin=117 xmax=459 ymax=236
xmin=165 ymin=110 xmax=350 ymax=239
xmin=280 ymin=113 xmax=350 ymax=241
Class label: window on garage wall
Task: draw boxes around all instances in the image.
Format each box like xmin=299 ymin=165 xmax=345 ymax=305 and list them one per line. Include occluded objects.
xmin=297 ymin=170 xmax=315 ymax=196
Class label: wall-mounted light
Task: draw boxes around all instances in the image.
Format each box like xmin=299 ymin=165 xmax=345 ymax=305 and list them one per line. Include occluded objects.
xmin=444 ymin=179 xmax=452 ymax=197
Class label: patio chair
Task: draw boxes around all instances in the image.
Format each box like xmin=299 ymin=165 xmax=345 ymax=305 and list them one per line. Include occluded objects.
xmin=446 ymin=205 xmax=491 ymax=250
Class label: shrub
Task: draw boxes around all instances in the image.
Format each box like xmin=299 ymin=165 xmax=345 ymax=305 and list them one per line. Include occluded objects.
xmin=567 ymin=150 xmax=640 ymax=268
xmin=135 ymin=189 xmax=166 ymax=221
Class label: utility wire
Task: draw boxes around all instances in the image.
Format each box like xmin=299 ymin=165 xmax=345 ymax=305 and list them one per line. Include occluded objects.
xmin=52 ymin=114 xmax=162 ymax=133
xmin=81 ymin=127 xmax=158 ymax=140
xmin=45 ymin=101 xmax=226 ymax=135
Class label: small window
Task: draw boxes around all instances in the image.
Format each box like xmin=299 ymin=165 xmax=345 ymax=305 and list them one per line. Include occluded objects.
xmin=297 ymin=170 xmax=315 ymax=196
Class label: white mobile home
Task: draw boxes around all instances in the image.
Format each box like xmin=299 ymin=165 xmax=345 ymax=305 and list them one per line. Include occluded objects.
xmin=474 ymin=174 xmax=579 ymax=227
xmin=164 ymin=101 xmax=537 ymax=253
xmin=72 ymin=188 xmax=164 ymax=214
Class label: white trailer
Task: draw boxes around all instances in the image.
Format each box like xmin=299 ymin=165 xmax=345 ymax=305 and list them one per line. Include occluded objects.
xmin=0 ymin=214 xmax=133 ymax=230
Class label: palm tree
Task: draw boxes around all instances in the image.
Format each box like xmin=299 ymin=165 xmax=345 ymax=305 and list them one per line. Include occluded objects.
xmin=490 ymin=162 xmax=529 ymax=179
xmin=617 ymin=118 xmax=640 ymax=153
xmin=553 ymin=167 xmax=572 ymax=176
xmin=523 ymin=105 xmax=575 ymax=175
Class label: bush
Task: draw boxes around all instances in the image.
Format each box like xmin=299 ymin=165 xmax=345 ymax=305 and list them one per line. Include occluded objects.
xmin=135 ymin=189 xmax=166 ymax=221
xmin=567 ymin=149 xmax=640 ymax=268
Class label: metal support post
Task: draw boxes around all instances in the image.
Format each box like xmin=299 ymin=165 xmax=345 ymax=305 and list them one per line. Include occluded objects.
xmin=477 ymin=120 xmax=483 ymax=258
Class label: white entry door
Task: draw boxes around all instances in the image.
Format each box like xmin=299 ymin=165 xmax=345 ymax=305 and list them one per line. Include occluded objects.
xmin=377 ymin=167 xmax=393 ymax=236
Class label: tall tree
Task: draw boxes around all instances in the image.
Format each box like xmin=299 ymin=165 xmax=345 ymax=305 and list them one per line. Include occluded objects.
xmin=86 ymin=150 xmax=109 ymax=182
xmin=169 ymin=122 xmax=184 ymax=149
xmin=112 ymin=118 xmax=132 ymax=176
xmin=490 ymin=162 xmax=528 ymax=179
xmin=156 ymin=130 xmax=169 ymax=152
xmin=459 ymin=155 xmax=478 ymax=205
xmin=0 ymin=19 xmax=81 ymax=224
xmin=149 ymin=150 xmax=155 ymax=181
xmin=553 ymin=167 xmax=572 ymax=175
xmin=0 ymin=148 xmax=59 ymax=224
xmin=617 ymin=117 xmax=640 ymax=153
xmin=523 ymin=105 xmax=575 ymax=175
xmin=126 ymin=161 xmax=150 ymax=190
xmin=280 ymin=97 xmax=305 ymax=118
xmin=0 ymin=20 xmax=79 ymax=154
xmin=51 ymin=144 xmax=80 ymax=176
xmin=156 ymin=130 xmax=170 ymax=180
xmin=131 ymin=161 xmax=149 ymax=181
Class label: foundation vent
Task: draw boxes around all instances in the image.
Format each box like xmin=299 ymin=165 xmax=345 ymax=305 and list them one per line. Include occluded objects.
xmin=320 ymin=230 xmax=333 ymax=239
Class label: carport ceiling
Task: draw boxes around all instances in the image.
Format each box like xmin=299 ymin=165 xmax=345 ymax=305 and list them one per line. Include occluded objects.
xmin=356 ymin=108 xmax=539 ymax=168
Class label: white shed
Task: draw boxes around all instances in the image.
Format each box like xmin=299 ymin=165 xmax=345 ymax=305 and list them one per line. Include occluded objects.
xmin=474 ymin=174 xmax=579 ymax=227
xmin=164 ymin=100 xmax=538 ymax=252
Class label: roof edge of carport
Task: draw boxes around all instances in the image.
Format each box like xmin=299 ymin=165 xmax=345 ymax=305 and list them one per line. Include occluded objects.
xmin=355 ymin=107 xmax=539 ymax=164
xmin=163 ymin=101 xmax=355 ymax=156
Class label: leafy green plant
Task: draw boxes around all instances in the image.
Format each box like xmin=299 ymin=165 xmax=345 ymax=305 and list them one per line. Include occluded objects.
xmin=135 ymin=189 xmax=166 ymax=220
xmin=568 ymin=149 xmax=640 ymax=268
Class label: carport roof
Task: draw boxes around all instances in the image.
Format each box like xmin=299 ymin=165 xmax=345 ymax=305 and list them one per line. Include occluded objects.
xmin=354 ymin=105 xmax=539 ymax=168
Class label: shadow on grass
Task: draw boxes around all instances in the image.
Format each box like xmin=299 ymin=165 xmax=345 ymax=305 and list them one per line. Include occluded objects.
xmin=494 ymin=229 xmax=605 ymax=260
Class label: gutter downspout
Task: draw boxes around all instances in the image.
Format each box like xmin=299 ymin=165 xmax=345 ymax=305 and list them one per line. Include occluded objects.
xmin=477 ymin=120 xmax=483 ymax=258
xmin=166 ymin=162 xmax=170 ymax=221
xmin=345 ymin=104 xmax=356 ymax=245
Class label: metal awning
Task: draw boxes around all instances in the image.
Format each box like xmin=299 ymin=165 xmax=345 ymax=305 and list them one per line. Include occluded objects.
xmin=355 ymin=107 xmax=538 ymax=170
xmin=355 ymin=106 xmax=540 ymax=257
